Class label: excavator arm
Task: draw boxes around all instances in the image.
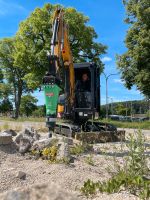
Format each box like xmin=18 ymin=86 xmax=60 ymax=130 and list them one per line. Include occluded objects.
xmin=43 ymin=8 xmax=75 ymax=134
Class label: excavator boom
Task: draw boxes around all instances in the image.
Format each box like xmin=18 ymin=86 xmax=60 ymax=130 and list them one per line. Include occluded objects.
xmin=43 ymin=8 xmax=75 ymax=133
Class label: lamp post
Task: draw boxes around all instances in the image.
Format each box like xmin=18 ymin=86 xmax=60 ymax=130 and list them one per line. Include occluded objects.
xmin=108 ymin=97 xmax=113 ymax=115
xmin=102 ymin=72 xmax=118 ymax=120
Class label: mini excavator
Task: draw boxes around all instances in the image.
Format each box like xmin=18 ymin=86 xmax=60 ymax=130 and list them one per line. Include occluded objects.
xmin=43 ymin=8 xmax=125 ymax=141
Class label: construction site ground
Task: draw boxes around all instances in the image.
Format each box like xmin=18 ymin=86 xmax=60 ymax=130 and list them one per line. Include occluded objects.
xmin=0 ymin=120 xmax=150 ymax=200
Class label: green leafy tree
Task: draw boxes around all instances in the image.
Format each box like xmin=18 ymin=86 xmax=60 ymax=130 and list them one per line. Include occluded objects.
xmin=0 ymin=83 xmax=12 ymax=100
xmin=117 ymin=0 xmax=150 ymax=97
xmin=0 ymin=99 xmax=13 ymax=114
xmin=115 ymin=103 xmax=130 ymax=116
xmin=14 ymin=3 xmax=106 ymax=89
xmin=32 ymin=105 xmax=46 ymax=117
xmin=20 ymin=95 xmax=38 ymax=117
xmin=0 ymin=38 xmax=28 ymax=118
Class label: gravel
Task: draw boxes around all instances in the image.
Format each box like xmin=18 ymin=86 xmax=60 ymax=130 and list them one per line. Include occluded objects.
xmin=0 ymin=126 xmax=149 ymax=200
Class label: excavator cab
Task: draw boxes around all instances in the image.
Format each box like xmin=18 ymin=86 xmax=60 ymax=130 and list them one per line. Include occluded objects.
xmin=57 ymin=62 xmax=100 ymax=123
xmin=73 ymin=62 xmax=100 ymax=123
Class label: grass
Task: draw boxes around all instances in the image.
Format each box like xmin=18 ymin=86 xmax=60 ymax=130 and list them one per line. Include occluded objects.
xmin=85 ymin=155 xmax=95 ymax=166
xmin=0 ymin=116 xmax=45 ymax=122
xmin=101 ymin=119 xmax=150 ymax=130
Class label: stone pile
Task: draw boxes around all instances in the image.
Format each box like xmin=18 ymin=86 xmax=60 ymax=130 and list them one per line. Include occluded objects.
xmin=0 ymin=127 xmax=73 ymax=161
xmin=15 ymin=128 xmax=40 ymax=154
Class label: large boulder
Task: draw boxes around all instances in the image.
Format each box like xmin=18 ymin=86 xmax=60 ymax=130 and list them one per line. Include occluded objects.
xmin=0 ymin=183 xmax=81 ymax=200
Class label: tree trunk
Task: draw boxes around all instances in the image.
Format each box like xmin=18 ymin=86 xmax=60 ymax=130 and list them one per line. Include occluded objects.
xmin=14 ymin=82 xmax=22 ymax=119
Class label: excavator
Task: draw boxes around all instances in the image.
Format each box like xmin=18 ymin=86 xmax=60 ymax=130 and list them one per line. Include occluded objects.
xmin=42 ymin=8 xmax=125 ymax=141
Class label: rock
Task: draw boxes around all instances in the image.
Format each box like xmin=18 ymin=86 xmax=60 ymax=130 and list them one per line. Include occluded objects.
xmin=3 ymin=129 xmax=17 ymax=137
xmin=24 ymin=128 xmax=35 ymax=137
xmin=0 ymin=141 xmax=18 ymax=153
xmin=0 ymin=132 xmax=12 ymax=145
xmin=16 ymin=171 xmax=26 ymax=180
xmin=31 ymin=138 xmax=57 ymax=151
xmin=14 ymin=128 xmax=40 ymax=153
xmin=57 ymin=140 xmax=70 ymax=160
xmin=19 ymin=137 xmax=31 ymax=154
xmin=0 ymin=183 xmax=80 ymax=200
xmin=33 ymin=132 xmax=40 ymax=141
xmin=15 ymin=134 xmax=23 ymax=144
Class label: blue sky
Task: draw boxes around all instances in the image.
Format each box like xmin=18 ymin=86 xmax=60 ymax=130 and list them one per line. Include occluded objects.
xmin=0 ymin=0 xmax=144 ymax=105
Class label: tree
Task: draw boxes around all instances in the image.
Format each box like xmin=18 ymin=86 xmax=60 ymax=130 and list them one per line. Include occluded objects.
xmin=0 ymin=99 xmax=13 ymax=114
xmin=14 ymin=3 xmax=107 ymax=89
xmin=20 ymin=95 xmax=38 ymax=117
xmin=117 ymin=0 xmax=150 ymax=97
xmin=0 ymin=38 xmax=28 ymax=118
xmin=32 ymin=105 xmax=46 ymax=117
xmin=115 ymin=103 xmax=130 ymax=116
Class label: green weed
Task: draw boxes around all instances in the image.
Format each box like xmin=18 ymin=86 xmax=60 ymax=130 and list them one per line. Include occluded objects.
xmin=85 ymin=155 xmax=95 ymax=166
xmin=70 ymin=143 xmax=93 ymax=156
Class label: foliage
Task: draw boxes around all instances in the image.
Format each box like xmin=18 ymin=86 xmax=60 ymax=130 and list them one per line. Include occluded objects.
xmin=101 ymin=119 xmax=150 ymax=130
xmin=14 ymin=3 xmax=106 ymax=89
xmin=0 ymin=98 xmax=13 ymax=113
xmin=85 ymin=155 xmax=95 ymax=166
xmin=0 ymin=83 xmax=12 ymax=100
xmin=0 ymin=38 xmax=28 ymax=118
xmin=20 ymin=94 xmax=38 ymax=117
xmin=0 ymin=69 xmax=3 ymax=83
xmin=101 ymin=99 xmax=149 ymax=116
xmin=115 ymin=103 xmax=130 ymax=116
xmin=42 ymin=146 xmax=58 ymax=162
xmin=32 ymin=105 xmax=46 ymax=117
xmin=117 ymin=0 xmax=150 ymax=97
xmin=70 ymin=143 xmax=93 ymax=156
xmin=81 ymin=130 xmax=150 ymax=199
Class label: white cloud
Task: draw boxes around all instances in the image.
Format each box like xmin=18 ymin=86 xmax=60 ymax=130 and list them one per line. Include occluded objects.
xmin=0 ymin=0 xmax=27 ymax=16
xmin=113 ymin=78 xmax=124 ymax=84
xmin=101 ymin=56 xmax=112 ymax=62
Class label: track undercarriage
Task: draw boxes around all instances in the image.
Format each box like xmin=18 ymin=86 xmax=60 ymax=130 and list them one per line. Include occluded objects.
xmin=54 ymin=121 xmax=125 ymax=143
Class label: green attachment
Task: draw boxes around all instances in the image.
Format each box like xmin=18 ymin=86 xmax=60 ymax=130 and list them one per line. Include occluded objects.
xmin=43 ymin=84 xmax=61 ymax=116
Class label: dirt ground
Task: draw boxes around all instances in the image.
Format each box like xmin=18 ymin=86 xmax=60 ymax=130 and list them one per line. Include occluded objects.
xmin=0 ymin=121 xmax=150 ymax=200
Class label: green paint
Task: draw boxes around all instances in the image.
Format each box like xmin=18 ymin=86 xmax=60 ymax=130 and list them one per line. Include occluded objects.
xmin=43 ymin=84 xmax=61 ymax=116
